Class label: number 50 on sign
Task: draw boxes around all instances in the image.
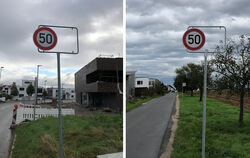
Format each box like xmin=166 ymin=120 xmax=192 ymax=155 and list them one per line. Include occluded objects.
xmin=33 ymin=27 xmax=57 ymax=50
xmin=183 ymin=28 xmax=205 ymax=51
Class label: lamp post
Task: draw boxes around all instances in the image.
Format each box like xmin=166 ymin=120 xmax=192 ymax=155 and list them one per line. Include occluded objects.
xmin=0 ymin=67 xmax=4 ymax=81
xmin=34 ymin=65 xmax=42 ymax=120
xmin=44 ymin=80 xmax=47 ymax=89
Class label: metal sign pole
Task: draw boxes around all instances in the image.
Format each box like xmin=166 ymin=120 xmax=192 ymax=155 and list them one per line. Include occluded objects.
xmin=182 ymin=85 xmax=183 ymax=100
xmin=202 ymin=49 xmax=208 ymax=158
xmin=34 ymin=77 xmax=37 ymax=120
xmin=33 ymin=25 xmax=79 ymax=158
xmin=57 ymin=52 xmax=63 ymax=158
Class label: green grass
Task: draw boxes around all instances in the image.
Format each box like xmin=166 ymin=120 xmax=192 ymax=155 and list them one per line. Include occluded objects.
xmin=172 ymin=96 xmax=250 ymax=158
xmin=126 ymin=95 xmax=161 ymax=112
xmin=12 ymin=114 xmax=123 ymax=158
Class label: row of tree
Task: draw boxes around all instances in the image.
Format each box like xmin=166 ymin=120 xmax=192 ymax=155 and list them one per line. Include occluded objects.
xmin=174 ymin=35 xmax=249 ymax=124
xmin=2 ymin=82 xmax=47 ymax=97
xmin=137 ymin=81 xmax=168 ymax=97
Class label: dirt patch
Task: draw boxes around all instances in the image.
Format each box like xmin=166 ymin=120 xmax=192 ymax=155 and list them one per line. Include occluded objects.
xmin=208 ymin=93 xmax=250 ymax=110
xmin=40 ymin=102 xmax=118 ymax=115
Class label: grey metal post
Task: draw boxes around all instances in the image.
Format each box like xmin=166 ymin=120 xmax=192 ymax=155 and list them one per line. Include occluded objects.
xmin=202 ymin=49 xmax=208 ymax=158
xmin=34 ymin=77 xmax=37 ymax=120
xmin=57 ymin=53 xmax=63 ymax=158
xmin=182 ymin=85 xmax=183 ymax=100
xmin=34 ymin=65 xmax=41 ymax=120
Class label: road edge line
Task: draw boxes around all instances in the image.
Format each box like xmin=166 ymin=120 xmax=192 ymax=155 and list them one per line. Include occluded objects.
xmin=159 ymin=94 xmax=180 ymax=158
xmin=8 ymin=129 xmax=16 ymax=158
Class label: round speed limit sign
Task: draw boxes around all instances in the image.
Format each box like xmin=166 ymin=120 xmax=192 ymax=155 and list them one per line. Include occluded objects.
xmin=183 ymin=28 xmax=205 ymax=51
xmin=33 ymin=27 xmax=57 ymax=50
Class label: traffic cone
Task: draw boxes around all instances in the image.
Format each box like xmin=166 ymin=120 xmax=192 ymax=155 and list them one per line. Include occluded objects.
xmin=10 ymin=104 xmax=18 ymax=129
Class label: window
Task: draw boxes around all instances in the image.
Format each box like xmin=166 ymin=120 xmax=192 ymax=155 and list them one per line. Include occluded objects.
xmin=19 ymin=88 xmax=24 ymax=91
xmin=19 ymin=94 xmax=24 ymax=97
xmin=137 ymin=80 xmax=143 ymax=85
xmin=71 ymin=90 xmax=74 ymax=93
xmin=25 ymin=81 xmax=30 ymax=84
xmin=71 ymin=95 xmax=74 ymax=98
xmin=86 ymin=70 xmax=123 ymax=83
xmin=5 ymin=88 xmax=8 ymax=90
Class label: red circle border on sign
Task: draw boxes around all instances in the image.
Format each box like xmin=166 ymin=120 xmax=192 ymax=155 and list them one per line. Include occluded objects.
xmin=183 ymin=28 xmax=205 ymax=51
xmin=33 ymin=27 xmax=57 ymax=50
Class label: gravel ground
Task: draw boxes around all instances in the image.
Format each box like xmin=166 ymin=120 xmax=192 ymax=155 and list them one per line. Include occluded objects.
xmin=39 ymin=101 xmax=118 ymax=115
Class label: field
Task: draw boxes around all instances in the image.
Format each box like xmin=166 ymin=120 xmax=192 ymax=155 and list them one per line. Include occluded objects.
xmin=12 ymin=114 xmax=123 ymax=158
xmin=172 ymin=96 xmax=250 ymax=158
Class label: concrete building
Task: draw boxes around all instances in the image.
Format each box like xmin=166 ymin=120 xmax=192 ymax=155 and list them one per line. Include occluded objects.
xmin=47 ymin=87 xmax=75 ymax=100
xmin=75 ymin=57 xmax=123 ymax=111
xmin=126 ymin=71 xmax=136 ymax=98
xmin=17 ymin=80 xmax=43 ymax=98
xmin=135 ymin=77 xmax=160 ymax=88
xmin=134 ymin=77 xmax=160 ymax=96
xmin=1 ymin=85 xmax=11 ymax=95
xmin=64 ymin=88 xmax=75 ymax=100
xmin=135 ymin=77 xmax=150 ymax=88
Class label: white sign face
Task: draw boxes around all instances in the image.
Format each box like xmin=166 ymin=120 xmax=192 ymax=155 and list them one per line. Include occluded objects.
xmin=33 ymin=27 xmax=57 ymax=50
xmin=183 ymin=28 xmax=205 ymax=51
xmin=182 ymin=83 xmax=186 ymax=87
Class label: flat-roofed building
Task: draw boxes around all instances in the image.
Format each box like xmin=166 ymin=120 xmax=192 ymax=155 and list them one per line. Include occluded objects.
xmin=75 ymin=57 xmax=123 ymax=111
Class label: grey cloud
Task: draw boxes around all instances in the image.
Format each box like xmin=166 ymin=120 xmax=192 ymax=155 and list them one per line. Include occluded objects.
xmin=0 ymin=0 xmax=123 ymax=86
xmin=126 ymin=0 xmax=250 ymax=84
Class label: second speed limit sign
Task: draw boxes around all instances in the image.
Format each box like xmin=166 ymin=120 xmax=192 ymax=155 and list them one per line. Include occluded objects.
xmin=183 ymin=28 xmax=205 ymax=51
xmin=33 ymin=27 xmax=57 ymax=50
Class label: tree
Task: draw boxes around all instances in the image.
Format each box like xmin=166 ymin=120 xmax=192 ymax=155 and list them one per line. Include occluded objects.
xmin=26 ymin=83 xmax=35 ymax=96
xmin=211 ymin=35 xmax=250 ymax=124
xmin=154 ymin=81 xmax=166 ymax=95
xmin=11 ymin=82 xmax=18 ymax=96
xmin=174 ymin=63 xmax=212 ymax=101
xmin=42 ymin=89 xmax=48 ymax=103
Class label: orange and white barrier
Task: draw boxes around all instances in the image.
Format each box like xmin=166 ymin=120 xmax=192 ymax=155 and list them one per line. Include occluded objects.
xmin=10 ymin=104 xmax=18 ymax=129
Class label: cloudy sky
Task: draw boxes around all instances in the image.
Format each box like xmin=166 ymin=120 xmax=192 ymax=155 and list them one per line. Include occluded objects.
xmin=0 ymin=0 xmax=123 ymax=88
xmin=126 ymin=0 xmax=250 ymax=85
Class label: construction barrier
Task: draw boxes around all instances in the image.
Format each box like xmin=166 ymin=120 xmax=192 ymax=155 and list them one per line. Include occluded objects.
xmin=10 ymin=104 xmax=75 ymax=128
xmin=16 ymin=107 xmax=75 ymax=124
xmin=10 ymin=104 xmax=18 ymax=129
xmin=19 ymin=104 xmax=41 ymax=108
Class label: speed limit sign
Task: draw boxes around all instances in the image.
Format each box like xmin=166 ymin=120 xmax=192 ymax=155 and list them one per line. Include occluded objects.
xmin=183 ymin=28 xmax=205 ymax=51
xmin=33 ymin=27 xmax=57 ymax=50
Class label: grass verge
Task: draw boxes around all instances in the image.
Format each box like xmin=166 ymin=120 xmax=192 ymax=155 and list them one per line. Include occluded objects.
xmin=126 ymin=95 xmax=161 ymax=112
xmin=12 ymin=114 xmax=122 ymax=158
xmin=172 ymin=96 xmax=250 ymax=158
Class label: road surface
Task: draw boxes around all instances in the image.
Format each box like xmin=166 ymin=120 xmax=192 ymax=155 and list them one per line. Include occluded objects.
xmin=0 ymin=101 xmax=18 ymax=158
xmin=126 ymin=93 xmax=176 ymax=158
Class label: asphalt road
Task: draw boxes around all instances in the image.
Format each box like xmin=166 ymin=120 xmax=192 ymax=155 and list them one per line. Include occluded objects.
xmin=126 ymin=93 xmax=176 ymax=158
xmin=0 ymin=101 xmax=18 ymax=158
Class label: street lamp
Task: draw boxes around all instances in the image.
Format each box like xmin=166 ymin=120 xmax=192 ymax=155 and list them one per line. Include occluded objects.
xmin=0 ymin=67 xmax=4 ymax=80
xmin=34 ymin=65 xmax=42 ymax=120
xmin=44 ymin=80 xmax=47 ymax=89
